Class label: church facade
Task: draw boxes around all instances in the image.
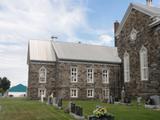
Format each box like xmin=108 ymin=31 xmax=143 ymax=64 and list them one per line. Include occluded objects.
xmin=115 ymin=0 xmax=160 ymax=97
xmin=27 ymin=0 xmax=160 ymax=100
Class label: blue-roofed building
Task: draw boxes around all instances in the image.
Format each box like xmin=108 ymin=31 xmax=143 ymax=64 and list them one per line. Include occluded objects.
xmin=8 ymin=84 xmax=27 ymax=97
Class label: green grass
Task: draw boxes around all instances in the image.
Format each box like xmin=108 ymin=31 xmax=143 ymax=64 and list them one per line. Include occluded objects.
xmin=63 ymin=100 xmax=160 ymax=120
xmin=0 ymin=98 xmax=74 ymax=120
xmin=0 ymin=98 xmax=160 ymax=120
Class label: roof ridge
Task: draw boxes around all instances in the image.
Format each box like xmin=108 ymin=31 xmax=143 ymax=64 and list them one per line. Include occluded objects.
xmin=53 ymin=40 xmax=116 ymax=49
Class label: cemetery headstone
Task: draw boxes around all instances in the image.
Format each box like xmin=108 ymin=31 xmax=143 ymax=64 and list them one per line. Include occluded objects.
xmin=47 ymin=95 xmax=53 ymax=105
xmin=53 ymin=97 xmax=56 ymax=105
xmin=68 ymin=101 xmax=73 ymax=112
xmin=41 ymin=94 xmax=45 ymax=103
xmin=150 ymin=95 xmax=160 ymax=105
xmin=71 ymin=103 xmax=76 ymax=113
xmin=124 ymin=97 xmax=131 ymax=104
xmin=109 ymin=95 xmax=114 ymax=104
xmin=145 ymin=96 xmax=160 ymax=109
xmin=137 ymin=97 xmax=142 ymax=105
xmin=57 ymin=98 xmax=62 ymax=108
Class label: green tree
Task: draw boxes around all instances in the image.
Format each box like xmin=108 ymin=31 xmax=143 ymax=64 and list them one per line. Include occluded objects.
xmin=0 ymin=77 xmax=11 ymax=95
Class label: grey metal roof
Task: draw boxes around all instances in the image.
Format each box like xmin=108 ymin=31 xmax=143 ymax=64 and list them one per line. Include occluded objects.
xmin=52 ymin=41 xmax=121 ymax=63
xmin=116 ymin=3 xmax=160 ymax=36
xmin=29 ymin=40 xmax=56 ymax=62
xmin=28 ymin=40 xmax=121 ymax=63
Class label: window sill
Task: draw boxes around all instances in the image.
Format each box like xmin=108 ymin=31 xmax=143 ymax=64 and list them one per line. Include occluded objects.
xmin=70 ymin=96 xmax=78 ymax=98
xmin=39 ymin=82 xmax=46 ymax=84
xmin=87 ymin=96 xmax=94 ymax=98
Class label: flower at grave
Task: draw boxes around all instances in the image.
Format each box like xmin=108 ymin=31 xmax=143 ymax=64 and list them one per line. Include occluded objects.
xmin=93 ymin=107 xmax=107 ymax=118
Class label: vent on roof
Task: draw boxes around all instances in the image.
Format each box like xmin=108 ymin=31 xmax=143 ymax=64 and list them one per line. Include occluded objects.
xmin=146 ymin=0 xmax=152 ymax=7
xmin=51 ymin=36 xmax=58 ymax=41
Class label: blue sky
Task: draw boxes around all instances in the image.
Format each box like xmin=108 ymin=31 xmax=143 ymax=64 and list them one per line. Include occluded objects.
xmin=0 ymin=0 xmax=160 ymax=86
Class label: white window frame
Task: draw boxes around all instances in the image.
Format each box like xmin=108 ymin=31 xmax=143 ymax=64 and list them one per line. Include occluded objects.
xmin=87 ymin=89 xmax=94 ymax=98
xmin=39 ymin=66 xmax=47 ymax=83
xmin=102 ymin=88 xmax=110 ymax=99
xmin=70 ymin=67 xmax=78 ymax=83
xmin=38 ymin=88 xmax=46 ymax=97
xmin=70 ymin=88 xmax=78 ymax=98
xmin=140 ymin=46 xmax=148 ymax=81
xmin=87 ymin=68 xmax=94 ymax=83
xmin=102 ymin=69 xmax=109 ymax=84
xmin=124 ymin=52 xmax=130 ymax=82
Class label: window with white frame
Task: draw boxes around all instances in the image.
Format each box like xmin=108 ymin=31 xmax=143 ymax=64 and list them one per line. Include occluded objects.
xmin=87 ymin=68 xmax=94 ymax=83
xmin=71 ymin=67 xmax=78 ymax=82
xmin=70 ymin=88 xmax=78 ymax=98
xmin=102 ymin=88 xmax=110 ymax=99
xmin=39 ymin=66 xmax=47 ymax=83
xmin=124 ymin=52 xmax=130 ymax=82
xmin=87 ymin=89 xmax=94 ymax=98
xmin=102 ymin=69 xmax=109 ymax=84
xmin=38 ymin=88 xmax=46 ymax=97
xmin=140 ymin=46 xmax=148 ymax=81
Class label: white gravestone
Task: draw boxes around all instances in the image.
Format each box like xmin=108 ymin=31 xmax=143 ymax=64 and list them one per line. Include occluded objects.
xmin=41 ymin=94 xmax=45 ymax=103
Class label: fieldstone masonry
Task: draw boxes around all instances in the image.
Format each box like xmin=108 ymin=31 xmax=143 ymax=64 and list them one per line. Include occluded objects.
xmin=28 ymin=62 xmax=57 ymax=99
xmin=28 ymin=61 xmax=121 ymax=99
xmin=116 ymin=8 xmax=160 ymax=97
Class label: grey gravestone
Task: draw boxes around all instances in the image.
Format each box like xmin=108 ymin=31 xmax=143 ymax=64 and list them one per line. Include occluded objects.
xmin=53 ymin=97 xmax=56 ymax=105
xmin=145 ymin=96 xmax=160 ymax=109
xmin=47 ymin=96 xmax=53 ymax=105
xmin=71 ymin=103 xmax=76 ymax=113
xmin=150 ymin=95 xmax=160 ymax=105
xmin=137 ymin=97 xmax=142 ymax=105
xmin=109 ymin=96 xmax=114 ymax=104
xmin=75 ymin=106 xmax=83 ymax=116
xmin=57 ymin=98 xmax=62 ymax=107
xmin=68 ymin=101 xmax=73 ymax=112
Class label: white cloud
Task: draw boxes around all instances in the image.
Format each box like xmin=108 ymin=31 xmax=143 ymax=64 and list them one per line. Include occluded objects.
xmin=0 ymin=0 xmax=88 ymax=86
xmin=0 ymin=0 xmax=114 ymax=86
xmin=99 ymin=34 xmax=113 ymax=44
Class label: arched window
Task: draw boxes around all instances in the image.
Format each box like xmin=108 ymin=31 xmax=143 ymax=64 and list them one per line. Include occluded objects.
xmin=39 ymin=66 xmax=47 ymax=83
xmin=140 ymin=46 xmax=148 ymax=81
xmin=124 ymin=52 xmax=130 ymax=82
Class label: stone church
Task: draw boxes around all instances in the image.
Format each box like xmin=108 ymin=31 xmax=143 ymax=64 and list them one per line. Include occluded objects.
xmin=115 ymin=0 xmax=160 ymax=97
xmin=27 ymin=0 xmax=160 ymax=100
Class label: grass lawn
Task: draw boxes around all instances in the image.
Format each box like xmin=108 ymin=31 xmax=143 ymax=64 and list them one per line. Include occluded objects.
xmin=63 ymin=100 xmax=160 ymax=120
xmin=0 ymin=98 xmax=74 ymax=120
xmin=0 ymin=98 xmax=160 ymax=120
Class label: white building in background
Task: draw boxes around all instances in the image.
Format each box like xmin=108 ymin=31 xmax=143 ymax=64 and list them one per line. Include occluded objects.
xmin=8 ymin=84 xmax=27 ymax=97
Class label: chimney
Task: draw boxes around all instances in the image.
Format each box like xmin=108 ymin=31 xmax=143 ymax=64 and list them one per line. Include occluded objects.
xmin=146 ymin=0 xmax=152 ymax=7
xmin=114 ymin=20 xmax=119 ymax=47
xmin=114 ymin=20 xmax=119 ymax=35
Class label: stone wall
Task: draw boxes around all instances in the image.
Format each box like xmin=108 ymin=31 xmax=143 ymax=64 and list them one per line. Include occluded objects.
xmin=56 ymin=61 xmax=122 ymax=99
xmin=116 ymin=8 xmax=160 ymax=97
xmin=28 ymin=62 xmax=57 ymax=99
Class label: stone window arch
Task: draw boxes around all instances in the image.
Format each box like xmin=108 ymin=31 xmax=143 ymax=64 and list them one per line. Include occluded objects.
xmin=140 ymin=46 xmax=148 ymax=81
xmin=124 ymin=51 xmax=130 ymax=82
xmin=39 ymin=66 xmax=47 ymax=83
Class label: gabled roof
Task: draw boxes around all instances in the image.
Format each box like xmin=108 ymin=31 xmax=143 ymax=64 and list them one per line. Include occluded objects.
xmin=116 ymin=3 xmax=160 ymax=36
xmin=52 ymin=41 xmax=121 ymax=63
xmin=28 ymin=40 xmax=121 ymax=63
xmin=9 ymin=84 xmax=27 ymax=92
xmin=28 ymin=40 xmax=56 ymax=62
